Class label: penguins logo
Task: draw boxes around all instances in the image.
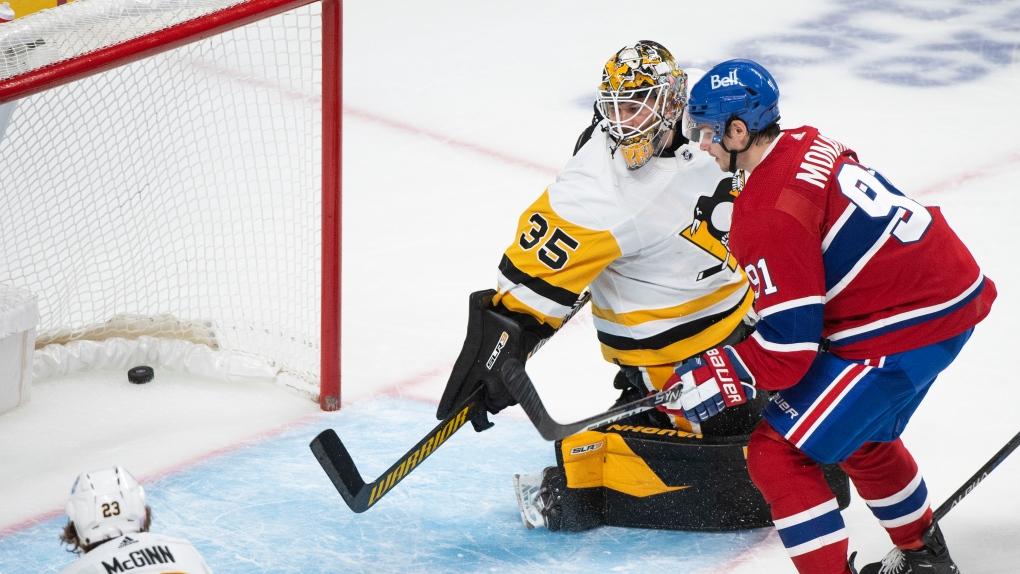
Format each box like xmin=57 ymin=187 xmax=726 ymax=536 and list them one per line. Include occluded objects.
xmin=680 ymin=174 xmax=741 ymax=280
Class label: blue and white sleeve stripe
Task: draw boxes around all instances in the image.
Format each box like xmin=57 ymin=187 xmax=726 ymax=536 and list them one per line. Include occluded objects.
xmin=752 ymin=297 xmax=824 ymax=353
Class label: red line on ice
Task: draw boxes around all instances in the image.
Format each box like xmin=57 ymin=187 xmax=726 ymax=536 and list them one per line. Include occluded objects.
xmin=344 ymin=105 xmax=560 ymax=177
xmin=915 ymin=150 xmax=1020 ymax=195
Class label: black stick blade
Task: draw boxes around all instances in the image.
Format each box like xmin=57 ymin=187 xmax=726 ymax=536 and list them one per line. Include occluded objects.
xmin=310 ymin=429 xmax=371 ymax=512
xmin=310 ymin=400 xmax=477 ymax=513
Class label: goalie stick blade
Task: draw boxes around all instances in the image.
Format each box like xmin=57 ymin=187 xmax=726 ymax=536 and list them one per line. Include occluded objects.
xmin=501 ymin=359 xmax=683 ymax=441
xmin=309 ymin=397 xmax=478 ymax=513
xmin=310 ymin=429 xmax=371 ymax=512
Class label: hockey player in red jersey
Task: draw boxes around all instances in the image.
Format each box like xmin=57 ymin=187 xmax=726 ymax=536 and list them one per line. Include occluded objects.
xmin=674 ymin=59 xmax=996 ymax=574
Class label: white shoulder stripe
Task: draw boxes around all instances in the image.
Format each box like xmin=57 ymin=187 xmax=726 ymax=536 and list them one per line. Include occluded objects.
xmin=822 ymin=204 xmax=855 ymax=253
xmin=757 ymin=296 xmax=825 ymax=318
xmin=752 ymin=331 xmax=819 ymax=353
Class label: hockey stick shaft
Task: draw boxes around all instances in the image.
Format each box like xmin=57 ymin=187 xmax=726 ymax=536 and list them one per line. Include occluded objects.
xmin=310 ymin=388 xmax=481 ymax=513
xmin=501 ymin=358 xmax=683 ymax=441
xmin=933 ymin=428 xmax=1020 ymax=522
xmin=311 ymin=291 xmax=591 ymax=512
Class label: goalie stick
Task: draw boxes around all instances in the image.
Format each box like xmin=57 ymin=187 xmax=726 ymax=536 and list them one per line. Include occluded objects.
xmin=500 ymin=358 xmax=684 ymax=441
xmin=311 ymin=291 xmax=591 ymax=512
xmin=310 ymin=387 xmax=484 ymax=513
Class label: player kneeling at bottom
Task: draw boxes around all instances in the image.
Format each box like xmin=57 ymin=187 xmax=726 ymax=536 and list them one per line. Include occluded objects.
xmin=58 ymin=466 xmax=213 ymax=574
xmin=436 ymin=40 xmax=850 ymax=532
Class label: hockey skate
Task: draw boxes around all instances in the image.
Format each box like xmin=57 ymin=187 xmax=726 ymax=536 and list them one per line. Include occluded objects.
xmin=513 ymin=466 xmax=605 ymax=532
xmin=855 ymin=523 xmax=960 ymax=574
xmin=513 ymin=469 xmax=548 ymax=529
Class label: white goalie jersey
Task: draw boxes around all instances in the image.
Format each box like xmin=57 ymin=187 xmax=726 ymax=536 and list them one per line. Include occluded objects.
xmin=59 ymin=532 xmax=213 ymax=574
xmin=495 ymin=124 xmax=752 ymax=368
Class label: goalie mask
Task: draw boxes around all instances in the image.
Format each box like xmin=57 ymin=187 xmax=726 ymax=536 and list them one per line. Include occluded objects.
xmin=65 ymin=466 xmax=148 ymax=547
xmin=596 ymin=41 xmax=688 ymax=170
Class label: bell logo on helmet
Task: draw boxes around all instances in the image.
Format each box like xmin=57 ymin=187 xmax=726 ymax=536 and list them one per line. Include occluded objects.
xmin=710 ymin=69 xmax=740 ymax=90
xmin=689 ymin=59 xmax=781 ymax=144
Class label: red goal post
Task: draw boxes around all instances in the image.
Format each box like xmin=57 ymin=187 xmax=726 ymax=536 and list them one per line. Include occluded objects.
xmin=0 ymin=0 xmax=343 ymax=410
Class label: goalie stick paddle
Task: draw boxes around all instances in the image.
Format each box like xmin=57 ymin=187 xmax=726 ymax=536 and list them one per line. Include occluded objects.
xmin=310 ymin=387 xmax=483 ymax=513
xmin=311 ymin=291 xmax=591 ymax=512
xmin=500 ymin=358 xmax=683 ymax=441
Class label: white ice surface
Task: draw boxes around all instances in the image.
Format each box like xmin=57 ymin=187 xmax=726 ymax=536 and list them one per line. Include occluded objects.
xmin=2 ymin=0 xmax=1020 ymax=572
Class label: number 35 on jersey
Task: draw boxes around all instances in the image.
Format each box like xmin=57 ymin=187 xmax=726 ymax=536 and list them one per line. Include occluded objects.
xmin=519 ymin=213 xmax=581 ymax=270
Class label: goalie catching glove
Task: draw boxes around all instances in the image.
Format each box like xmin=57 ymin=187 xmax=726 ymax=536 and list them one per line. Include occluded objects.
xmin=657 ymin=347 xmax=756 ymax=424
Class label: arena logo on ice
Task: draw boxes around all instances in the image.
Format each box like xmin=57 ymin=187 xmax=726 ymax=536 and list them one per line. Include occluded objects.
xmin=738 ymin=1 xmax=1020 ymax=87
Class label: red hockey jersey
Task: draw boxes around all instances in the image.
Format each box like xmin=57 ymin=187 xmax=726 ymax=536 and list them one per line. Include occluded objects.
xmin=727 ymin=126 xmax=996 ymax=391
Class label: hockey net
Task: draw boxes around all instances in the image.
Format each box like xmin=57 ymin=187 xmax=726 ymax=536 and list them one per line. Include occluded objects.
xmin=0 ymin=0 xmax=341 ymax=409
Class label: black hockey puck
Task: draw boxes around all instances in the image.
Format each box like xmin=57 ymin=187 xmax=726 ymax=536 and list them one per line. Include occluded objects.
xmin=128 ymin=366 xmax=155 ymax=384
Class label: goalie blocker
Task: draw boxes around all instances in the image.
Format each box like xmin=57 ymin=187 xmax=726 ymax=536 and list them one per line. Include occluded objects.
xmin=437 ymin=289 xmax=563 ymax=431
xmin=539 ymin=424 xmax=851 ymax=532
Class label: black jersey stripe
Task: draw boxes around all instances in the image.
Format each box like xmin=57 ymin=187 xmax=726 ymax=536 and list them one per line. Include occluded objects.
xmin=596 ymin=296 xmax=747 ymax=351
xmin=498 ymin=255 xmax=580 ymax=308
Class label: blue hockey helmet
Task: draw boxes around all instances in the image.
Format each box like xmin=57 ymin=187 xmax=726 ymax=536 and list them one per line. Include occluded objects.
xmin=687 ymin=59 xmax=779 ymax=143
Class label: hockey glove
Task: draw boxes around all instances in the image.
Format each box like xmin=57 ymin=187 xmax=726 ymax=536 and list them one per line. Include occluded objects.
xmin=657 ymin=347 xmax=755 ymax=424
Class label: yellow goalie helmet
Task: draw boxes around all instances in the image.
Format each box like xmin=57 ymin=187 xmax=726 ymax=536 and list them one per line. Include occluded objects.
xmin=596 ymin=40 xmax=688 ymax=170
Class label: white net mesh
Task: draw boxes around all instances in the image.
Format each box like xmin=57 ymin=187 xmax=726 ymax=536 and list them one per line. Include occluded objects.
xmin=0 ymin=0 xmax=323 ymax=396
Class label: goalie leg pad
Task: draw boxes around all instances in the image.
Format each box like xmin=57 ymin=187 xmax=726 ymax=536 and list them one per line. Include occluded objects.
xmin=543 ymin=425 xmax=850 ymax=532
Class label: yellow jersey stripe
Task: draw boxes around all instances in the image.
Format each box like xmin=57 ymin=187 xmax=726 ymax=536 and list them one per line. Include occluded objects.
xmin=592 ymin=279 xmax=746 ymax=327
xmin=600 ymin=288 xmax=754 ymax=365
